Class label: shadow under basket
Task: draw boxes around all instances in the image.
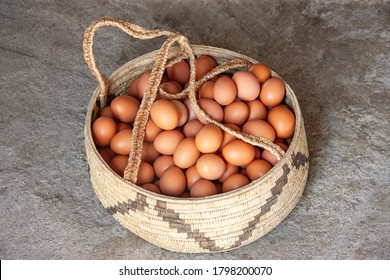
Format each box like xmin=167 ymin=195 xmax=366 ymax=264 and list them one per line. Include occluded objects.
xmin=84 ymin=45 xmax=309 ymax=253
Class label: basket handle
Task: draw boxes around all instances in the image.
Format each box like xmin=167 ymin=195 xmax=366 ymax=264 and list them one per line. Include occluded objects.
xmin=84 ymin=18 xmax=285 ymax=184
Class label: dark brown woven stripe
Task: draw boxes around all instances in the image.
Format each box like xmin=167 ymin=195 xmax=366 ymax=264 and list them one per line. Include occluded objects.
xmin=106 ymin=193 xmax=146 ymax=215
xmin=292 ymin=151 xmax=309 ymax=169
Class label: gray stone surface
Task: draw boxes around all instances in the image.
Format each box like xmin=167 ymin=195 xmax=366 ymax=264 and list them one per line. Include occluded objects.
xmin=0 ymin=0 xmax=389 ymax=259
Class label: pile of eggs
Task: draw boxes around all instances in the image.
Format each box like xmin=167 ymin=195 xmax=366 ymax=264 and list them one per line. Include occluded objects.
xmin=92 ymin=55 xmax=295 ymax=198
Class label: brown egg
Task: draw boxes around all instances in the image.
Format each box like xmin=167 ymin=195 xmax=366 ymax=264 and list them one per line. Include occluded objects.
xmin=222 ymin=139 xmax=256 ymax=166
xmin=190 ymin=179 xmax=218 ymax=197
xmin=247 ymin=100 xmax=267 ymax=121
xmin=141 ymin=183 xmax=161 ymax=194
xmin=242 ymin=119 xmax=276 ymax=142
xmin=137 ymin=71 xmax=151 ymax=99
xmin=222 ymin=174 xmax=250 ymax=193
xmin=173 ymin=138 xmax=201 ymax=169
xmin=159 ymin=166 xmax=186 ymax=196
xmin=153 ymin=155 xmax=174 ymax=178
xmin=198 ymin=81 xmax=215 ymax=99
xmin=144 ymin=118 xmax=162 ymax=142
xmin=109 ymin=155 xmax=129 ymax=177
xmin=92 ymin=116 xmax=117 ymax=147
xmin=195 ymin=124 xmax=223 ymax=153
xmin=246 ymin=159 xmax=272 ymax=181
xmin=267 ymin=105 xmax=295 ymax=138
xmin=219 ymin=123 xmax=240 ymax=151
xmin=167 ymin=60 xmax=190 ymax=85
xmin=196 ymin=99 xmax=224 ymax=125
xmin=98 ymin=147 xmax=116 ymax=164
xmin=153 ymin=130 xmax=184 ymax=155
xmin=171 ymin=100 xmax=188 ymax=127
xmin=213 ymin=76 xmax=237 ymax=106
xmin=116 ymin=122 xmax=132 ymax=131
xmin=249 ymin=63 xmax=271 ymax=84
xmin=215 ymin=182 xmax=223 ymax=194
xmin=181 ymin=191 xmax=191 ymax=197
xmin=110 ymin=128 xmax=132 ymax=155
xmin=196 ymin=154 xmax=226 ymax=180
xmin=232 ymin=71 xmax=260 ymax=101
xmin=99 ymin=106 xmax=116 ymax=120
xmin=223 ymin=101 xmax=249 ymax=126
xmin=141 ymin=141 xmax=160 ymax=163
xmin=150 ymin=99 xmax=180 ymax=130
xmin=136 ymin=161 xmax=155 ymax=185
xmin=259 ymin=77 xmax=285 ymax=107
xmin=110 ymin=95 xmax=140 ymax=123
xmin=262 ymin=142 xmax=288 ymax=166
xmin=196 ymin=55 xmax=218 ymax=80
xmin=183 ymin=119 xmax=204 ymax=138
xmin=160 ymin=81 xmax=182 ymax=95
xmin=128 ymin=77 xmax=139 ymax=98
xmin=218 ymin=163 xmax=239 ymax=183
xmin=185 ymin=165 xmax=201 ymax=190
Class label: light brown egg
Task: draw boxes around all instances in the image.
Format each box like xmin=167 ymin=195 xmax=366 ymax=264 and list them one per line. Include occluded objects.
xmin=150 ymin=99 xmax=180 ymax=130
xmin=219 ymin=123 xmax=240 ymax=151
xmin=159 ymin=166 xmax=186 ymax=197
xmin=98 ymin=147 xmax=116 ymax=164
xmin=246 ymin=159 xmax=272 ymax=181
xmin=137 ymin=71 xmax=151 ymax=99
xmin=190 ymin=179 xmax=218 ymax=197
xmin=242 ymin=119 xmax=276 ymax=142
xmin=141 ymin=183 xmax=161 ymax=194
xmin=222 ymin=139 xmax=256 ymax=166
xmin=262 ymin=142 xmax=288 ymax=166
xmin=213 ymin=76 xmax=237 ymax=106
xmin=173 ymin=138 xmax=201 ymax=169
xmin=184 ymin=98 xmax=197 ymax=121
xmin=196 ymin=99 xmax=224 ymax=125
xmin=232 ymin=71 xmax=260 ymax=101
xmin=153 ymin=129 xmax=184 ymax=155
xmin=128 ymin=77 xmax=139 ymax=98
xmin=110 ymin=95 xmax=140 ymax=123
xmin=171 ymin=100 xmax=188 ymax=127
xmin=116 ymin=122 xmax=132 ymax=131
xmin=110 ymin=128 xmax=132 ymax=155
xmin=181 ymin=191 xmax=191 ymax=197
xmin=249 ymin=63 xmax=271 ymax=84
xmin=136 ymin=161 xmax=155 ymax=185
xmin=247 ymin=100 xmax=267 ymax=121
xmin=195 ymin=124 xmax=223 ymax=153
xmin=218 ymin=163 xmax=239 ymax=183
xmin=222 ymin=174 xmax=250 ymax=193
xmin=167 ymin=60 xmax=190 ymax=85
xmin=144 ymin=118 xmax=162 ymax=142
xmin=160 ymin=81 xmax=182 ymax=95
xmin=99 ymin=106 xmax=117 ymax=120
xmin=259 ymin=77 xmax=285 ymax=107
xmin=195 ymin=55 xmax=218 ymax=80
xmin=267 ymin=105 xmax=295 ymax=138
xmin=198 ymin=81 xmax=215 ymax=99
xmin=185 ymin=165 xmax=202 ymax=190
xmin=92 ymin=116 xmax=117 ymax=147
xmin=141 ymin=141 xmax=160 ymax=163
xmin=183 ymin=119 xmax=204 ymax=138
xmin=196 ymin=154 xmax=226 ymax=180
xmin=109 ymin=155 xmax=129 ymax=177
xmin=223 ymin=101 xmax=249 ymax=126
xmin=153 ymin=155 xmax=174 ymax=178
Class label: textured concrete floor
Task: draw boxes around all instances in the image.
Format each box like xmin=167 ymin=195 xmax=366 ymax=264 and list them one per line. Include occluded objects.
xmin=1 ymin=0 xmax=389 ymax=260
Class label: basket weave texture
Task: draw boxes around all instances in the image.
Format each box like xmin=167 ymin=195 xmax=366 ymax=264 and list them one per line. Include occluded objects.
xmin=84 ymin=18 xmax=309 ymax=253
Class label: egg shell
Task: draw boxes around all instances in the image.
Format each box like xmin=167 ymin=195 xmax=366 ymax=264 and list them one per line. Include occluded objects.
xmin=141 ymin=141 xmax=160 ymax=163
xmin=136 ymin=161 xmax=155 ymax=185
xmin=222 ymin=139 xmax=256 ymax=166
xmin=242 ymin=119 xmax=276 ymax=142
xmin=150 ymin=99 xmax=180 ymax=130
xmin=185 ymin=165 xmax=202 ymax=190
xmin=99 ymin=106 xmax=117 ymax=120
xmin=190 ymin=179 xmax=218 ymax=197
xmin=196 ymin=154 xmax=226 ymax=180
xmin=159 ymin=166 xmax=186 ymax=197
xmin=218 ymin=163 xmax=239 ymax=183
xmin=195 ymin=55 xmax=218 ymax=80
xmin=171 ymin=100 xmax=188 ymax=127
xmin=144 ymin=118 xmax=162 ymax=142
xmin=160 ymin=81 xmax=182 ymax=95
xmin=232 ymin=71 xmax=260 ymax=101
xmin=267 ymin=105 xmax=296 ymax=139
xmin=213 ymin=76 xmax=237 ymax=106
xmin=198 ymin=81 xmax=215 ymax=99
xmin=195 ymin=124 xmax=223 ymax=153
xmin=98 ymin=147 xmax=116 ymax=164
xmin=173 ymin=138 xmax=201 ymax=169
xmin=92 ymin=116 xmax=117 ymax=147
xmin=153 ymin=155 xmax=174 ymax=178
xmin=141 ymin=183 xmax=161 ymax=194
xmin=261 ymin=142 xmax=288 ymax=166
xmin=259 ymin=77 xmax=285 ymax=107
xmin=249 ymin=63 xmax=271 ymax=84
xmin=219 ymin=123 xmax=241 ymax=151
xmin=222 ymin=173 xmax=250 ymax=193
xmin=153 ymin=129 xmax=184 ymax=155
xmin=246 ymin=159 xmax=273 ymax=181
xmin=183 ymin=119 xmax=204 ymax=138
xmin=128 ymin=77 xmax=139 ymax=98
xmin=196 ymin=99 xmax=224 ymax=125
xmin=109 ymin=155 xmax=129 ymax=177
xmin=137 ymin=71 xmax=152 ymax=99
xmin=181 ymin=191 xmax=191 ymax=197
xmin=116 ymin=122 xmax=132 ymax=131
xmin=110 ymin=95 xmax=140 ymax=123
xmin=184 ymin=98 xmax=197 ymax=121
xmin=247 ymin=100 xmax=267 ymax=121
xmin=223 ymin=101 xmax=249 ymax=126
xmin=110 ymin=128 xmax=133 ymax=155
xmin=167 ymin=60 xmax=190 ymax=85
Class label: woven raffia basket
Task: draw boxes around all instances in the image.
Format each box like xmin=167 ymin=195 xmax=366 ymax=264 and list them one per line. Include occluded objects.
xmin=83 ymin=18 xmax=309 ymax=253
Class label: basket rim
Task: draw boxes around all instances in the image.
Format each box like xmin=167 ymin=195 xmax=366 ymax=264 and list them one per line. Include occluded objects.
xmin=85 ymin=44 xmax=304 ymax=204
